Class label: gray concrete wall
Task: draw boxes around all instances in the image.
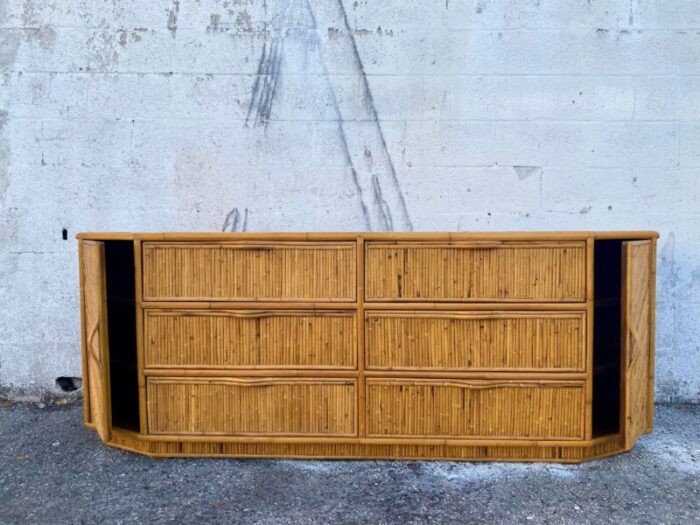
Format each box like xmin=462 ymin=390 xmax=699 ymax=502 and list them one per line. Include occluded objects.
xmin=0 ymin=0 xmax=698 ymax=402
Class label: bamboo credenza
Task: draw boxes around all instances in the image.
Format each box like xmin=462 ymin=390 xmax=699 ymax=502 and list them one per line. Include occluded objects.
xmin=77 ymin=231 xmax=657 ymax=462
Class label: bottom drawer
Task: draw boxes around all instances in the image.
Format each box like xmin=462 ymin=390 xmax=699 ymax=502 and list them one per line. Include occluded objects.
xmin=366 ymin=379 xmax=584 ymax=440
xmin=147 ymin=377 xmax=357 ymax=436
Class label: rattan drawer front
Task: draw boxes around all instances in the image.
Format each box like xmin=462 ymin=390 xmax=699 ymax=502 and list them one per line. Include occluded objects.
xmin=144 ymin=309 xmax=356 ymax=369
xmin=147 ymin=378 xmax=357 ymax=436
xmin=366 ymin=379 xmax=584 ymax=440
xmin=365 ymin=311 xmax=586 ymax=372
xmin=142 ymin=242 xmax=356 ymax=301
xmin=365 ymin=242 xmax=586 ymax=302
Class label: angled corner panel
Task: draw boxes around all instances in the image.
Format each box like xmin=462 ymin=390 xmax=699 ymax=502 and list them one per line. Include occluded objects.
xmin=621 ymin=240 xmax=654 ymax=449
xmin=80 ymin=240 xmax=112 ymax=442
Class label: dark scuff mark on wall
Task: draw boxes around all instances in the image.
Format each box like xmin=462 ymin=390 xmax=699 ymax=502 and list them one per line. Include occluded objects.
xmin=207 ymin=14 xmax=222 ymax=32
xmin=306 ymin=3 xmax=371 ymax=227
xmin=117 ymin=29 xmax=128 ymax=48
xmin=244 ymin=2 xmax=295 ymax=128
xmin=371 ymin=174 xmax=393 ymax=230
xmin=245 ymin=39 xmax=284 ymax=128
xmin=659 ymin=232 xmax=677 ymax=303
xmin=334 ymin=0 xmax=412 ymax=231
xmin=304 ymin=1 xmax=370 ymax=229
xmin=0 ymin=109 xmax=8 ymax=202
xmin=222 ymin=207 xmax=249 ymax=232
xmin=167 ymin=1 xmax=180 ymax=38
xmin=629 ymin=0 xmax=634 ymax=25
xmin=244 ymin=0 xmax=412 ymax=231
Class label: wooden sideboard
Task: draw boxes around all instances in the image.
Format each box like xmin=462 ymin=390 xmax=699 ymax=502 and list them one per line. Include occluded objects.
xmin=78 ymin=231 xmax=657 ymax=462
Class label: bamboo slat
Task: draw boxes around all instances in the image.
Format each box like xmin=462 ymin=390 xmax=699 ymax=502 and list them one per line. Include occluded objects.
xmin=585 ymin=238 xmax=594 ymax=439
xmin=142 ymin=242 xmax=356 ymax=301
xmin=356 ymin=237 xmax=367 ymax=438
xmin=366 ymin=379 xmax=584 ymax=440
xmin=365 ymin=311 xmax=585 ymax=371
xmin=134 ymin=240 xmax=148 ymax=433
xmin=146 ymin=377 xmax=356 ymax=436
xmin=365 ymin=242 xmax=587 ymax=302
xmin=144 ymin=309 xmax=356 ymax=369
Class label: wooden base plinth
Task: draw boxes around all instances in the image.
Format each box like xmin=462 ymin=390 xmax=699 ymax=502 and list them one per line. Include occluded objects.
xmin=105 ymin=429 xmax=625 ymax=463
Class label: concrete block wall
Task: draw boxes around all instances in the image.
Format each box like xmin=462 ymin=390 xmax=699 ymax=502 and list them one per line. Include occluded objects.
xmin=0 ymin=0 xmax=698 ymax=402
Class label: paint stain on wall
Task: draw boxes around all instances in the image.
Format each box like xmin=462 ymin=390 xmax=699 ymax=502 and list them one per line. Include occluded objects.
xmin=85 ymin=23 xmax=121 ymax=70
xmin=25 ymin=26 xmax=56 ymax=51
xmin=0 ymin=30 xmax=21 ymax=68
xmin=513 ymin=165 xmax=541 ymax=180
xmin=236 ymin=10 xmax=253 ymax=31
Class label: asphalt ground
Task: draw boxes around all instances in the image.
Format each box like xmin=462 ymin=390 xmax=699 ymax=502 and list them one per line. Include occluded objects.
xmin=0 ymin=403 xmax=698 ymax=524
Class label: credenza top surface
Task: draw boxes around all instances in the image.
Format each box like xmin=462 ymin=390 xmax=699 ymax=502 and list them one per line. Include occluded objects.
xmin=76 ymin=231 xmax=660 ymax=241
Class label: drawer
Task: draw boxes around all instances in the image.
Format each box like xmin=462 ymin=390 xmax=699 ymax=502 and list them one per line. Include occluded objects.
xmin=147 ymin=377 xmax=357 ymax=436
xmin=366 ymin=379 xmax=584 ymax=440
xmin=365 ymin=311 xmax=586 ymax=371
xmin=365 ymin=241 xmax=586 ymax=302
xmin=142 ymin=242 xmax=356 ymax=301
xmin=144 ymin=309 xmax=356 ymax=369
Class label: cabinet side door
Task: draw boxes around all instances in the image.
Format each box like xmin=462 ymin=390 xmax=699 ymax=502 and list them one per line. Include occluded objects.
xmin=621 ymin=240 xmax=653 ymax=449
xmin=80 ymin=240 xmax=112 ymax=442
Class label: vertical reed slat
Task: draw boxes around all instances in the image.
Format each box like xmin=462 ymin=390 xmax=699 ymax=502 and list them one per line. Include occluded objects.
xmin=365 ymin=312 xmax=585 ymax=371
xmin=365 ymin=379 xmax=584 ymax=439
xmin=144 ymin=310 xmax=356 ymax=369
xmin=143 ymin=242 xmax=356 ymax=301
xmin=147 ymin=378 xmax=356 ymax=436
xmin=365 ymin=242 xmax=586 ymax=302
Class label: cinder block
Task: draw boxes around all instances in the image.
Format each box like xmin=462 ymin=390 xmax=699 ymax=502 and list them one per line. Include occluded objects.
xmin=365 ymin=75 xmax=450 ymax=122
xmin=400 ymin=166 xmax=542 ymax=214
xmin=450 ymin=76 xmax=636 ymax=121
xmin=454 ymin=29 xmax=681 ymax=75
xmin=631 ymin=0 xmax=700 ymax=29
xmin=680 ymin=123 xmax=700 ymax=167
xmin=635 ymin=77 xmax=700 ymax=121
xmin=447 ymin=0 xmax=633 ymax=30
xmin=349 ymin=0 xmax=448 ymax=30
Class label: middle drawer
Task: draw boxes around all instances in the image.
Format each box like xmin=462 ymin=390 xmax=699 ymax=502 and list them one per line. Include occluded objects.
xmin=366 ymin=311 xmax=586 ymax=372
xmin=144 ymin=309 xmax=357 ymax=369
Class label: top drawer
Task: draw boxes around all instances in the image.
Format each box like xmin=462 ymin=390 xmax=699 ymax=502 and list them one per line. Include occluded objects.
xmin=365 ymin=241 xmax=586 ymax=302
xmin=142 ymin=242 xmax=356 ymax=301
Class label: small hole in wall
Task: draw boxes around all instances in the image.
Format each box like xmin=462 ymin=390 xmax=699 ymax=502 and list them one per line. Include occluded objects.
xmin=62 ymin=228 xmax=68 ymax=240
xmin=55 ymin=377 xmax=82 ymax=392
